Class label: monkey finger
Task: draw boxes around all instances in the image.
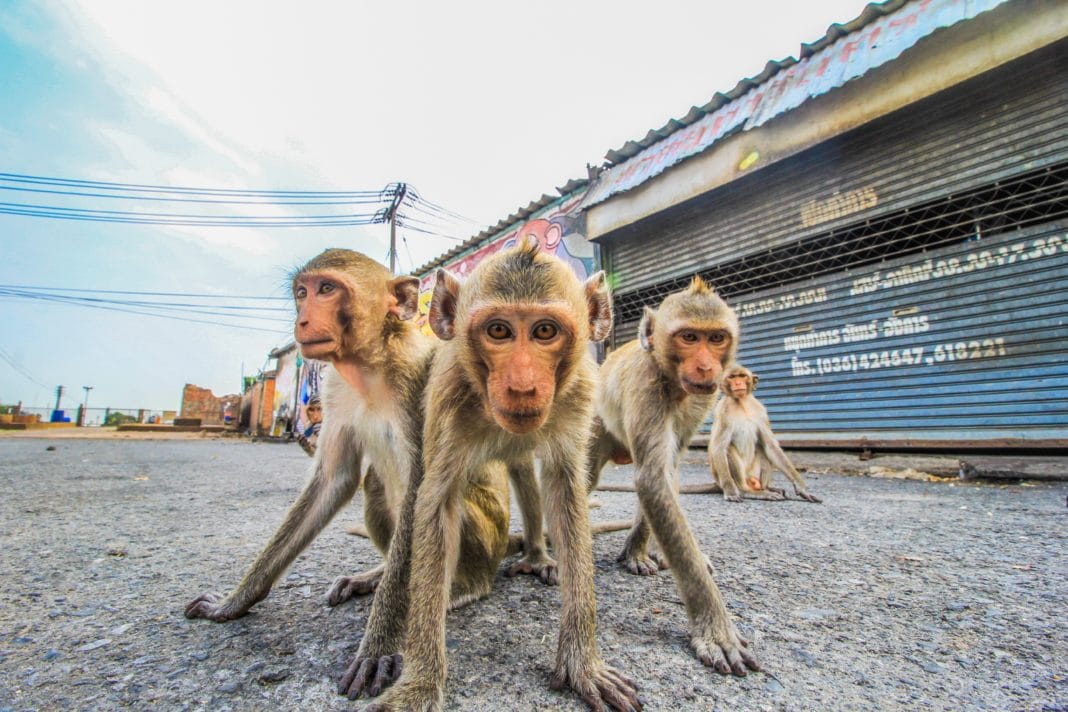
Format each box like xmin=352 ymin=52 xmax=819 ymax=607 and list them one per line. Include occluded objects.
xmin=595 ymin=667 xmax=642 ymax=711
xmin=338 ymin=657 xmax=375 ymax=698
xmin=725 ymin=649 xmax=750 ymax=677
xmin=800 ymin=492 xmax=823 ymax=504
xmin=692 ymin=639 xmax=731 ymax=674
xmin=368 ymin=654 xmax=401 ymax=697
xmin=738 ymin=646 xmax=762 ymax=671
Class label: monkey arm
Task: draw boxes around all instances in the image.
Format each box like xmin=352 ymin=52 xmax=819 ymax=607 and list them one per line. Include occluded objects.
xmin=708 ymin=427 xmax=744 ymax=502
xmin=539 ymin=437 xmax=642 ymax=712
xmin=185 ymin=429 xmax=362 ymax=622
xmin=757 ymin=427 xmax=821 ymax=503
xmin=338 ymin=447 xmax=424 ymax=699
xmin=505 ymin=456 xmax=559 ymax=585
xmin=365 ymin=448 xmax=466 ymax=710
xmin=632 ymin=433 xmax=759 ymax=676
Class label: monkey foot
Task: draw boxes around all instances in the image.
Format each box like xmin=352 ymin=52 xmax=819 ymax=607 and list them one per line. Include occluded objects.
xmin=616 ymin=549 xmax=667 ymax=577
xmin=505 ymin=554 xmax=559 ymax=585
xmin=796 ymin=490 xmax=823 ymax=503
xmin=691 ymin=629 xmax=761 ymax=677
xmin=184 ymin=592 xmax=249 ymax=622
xmin=338 ymin=651 xmax=403 ymax=700
xmin=551 ymin=663 xmax=642 ymax=712
xmin=360 ymin=678 xmax=441 ymax=711
xmin=327 ymin=565 xmax=385 ymax=606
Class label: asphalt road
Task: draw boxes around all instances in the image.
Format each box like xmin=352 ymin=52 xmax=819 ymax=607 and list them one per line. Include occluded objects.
xmin=0 ymin=437 xmax=1064 ymax=711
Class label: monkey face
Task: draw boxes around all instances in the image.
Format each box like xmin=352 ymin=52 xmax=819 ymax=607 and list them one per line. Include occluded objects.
xmin=721 ymin=367 xmax=755 ymax=400
xmin=672 ymin=328 xmax=732 ymax=395
xmin=470 ymin=306 xmax=576 ymax=434
xmin=294 ymin=271 xmax=350 ymax=361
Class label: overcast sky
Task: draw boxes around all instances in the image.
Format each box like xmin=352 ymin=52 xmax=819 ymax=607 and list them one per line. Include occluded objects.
xmin=0 ymin=0 xmax=864 ymax=412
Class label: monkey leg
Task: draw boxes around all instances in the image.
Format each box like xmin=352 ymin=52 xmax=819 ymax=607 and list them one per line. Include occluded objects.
xmin=338 ymin=456 xmax=429 ymax=701
xmin=353 ymin=460 xmax=464 ymax=709
xmin=504 ymin=457 xmax=559 ymax=585
xmin=633 ymin=456 xmax=760 ymax=676
xmin=617 ymin=509 xmax=669 ymax=576
xmin=760 ymin=440 xmax=822 ymax=504
xmin=329 ymin=467 xmax=396 ymax=605
xmin=449 ymin=466 xmax=511 ymax=609
xmin=187 ymin=446 xmax=361 ymax=622
xmin=540 ymin=449 xmax=642 ymax=712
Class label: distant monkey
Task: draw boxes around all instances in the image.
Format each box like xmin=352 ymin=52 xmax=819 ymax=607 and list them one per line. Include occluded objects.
xmin=709 ymin=365 xmax=821 ymax=503
xmin=586 ymin=277 xmax=760 ymax=676
xmin=185 ymin=249 xmax=552 ymax=638
xmin=349 ymin=241 xmax=640 ymax=711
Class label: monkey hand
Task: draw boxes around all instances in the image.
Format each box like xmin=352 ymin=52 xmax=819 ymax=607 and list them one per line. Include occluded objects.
xmin=338 ymin=648 xmax=405 ymax=700
xmin=184 ymin=591 xmax=255 ymax=622
xmin=616 ymin=548 xmax=667 ymax=577
xmin=690 ymin=622 xmax=761 ymax=677
xmin=551 ymin=659 xmax=642 ymax=712
xmin=505 ymin=552 xmax=559 ymax=585
xmin=795 ymin=489 xmax=822 ymax=504
xmin=327 ymin=566 xmax=385 ymax=606
xmin=359 ymin=678 xmax=442 ymax=712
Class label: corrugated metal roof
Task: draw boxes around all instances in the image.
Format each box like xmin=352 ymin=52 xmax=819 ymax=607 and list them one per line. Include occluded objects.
xmin=601 ymin=0 xmax=915 ymax=167
xmin=415 ymin=0 xmax=1007 ymax=274
xmin=582 ymin=0 xmax=1010 ymax=209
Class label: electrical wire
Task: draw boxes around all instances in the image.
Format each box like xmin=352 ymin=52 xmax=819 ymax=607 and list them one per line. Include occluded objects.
xmin=0 ymin=172 xmax=395 ymax=198
xmin=0 ymin=284 xmax=290 ymax=300
xmin=0 ymin=288 xmax=290 ymax=321
xmin=0 ymin=347 xmax=50 ymax=388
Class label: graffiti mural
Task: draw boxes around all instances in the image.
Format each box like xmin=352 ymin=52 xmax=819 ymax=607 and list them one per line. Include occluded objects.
xmin=416 ymin=195 xmax=594 ymax=334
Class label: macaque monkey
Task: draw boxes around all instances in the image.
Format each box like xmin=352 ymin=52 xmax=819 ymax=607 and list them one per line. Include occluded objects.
xmin=185 ymin=249 xmax=553 ymax=636
xmin=351 ymin=240 xmax=640 ymax=711
xmin=586 ymin=277 xmax=760 ymax=677
xmin=709 ymin=365 xmax=821 ymax=503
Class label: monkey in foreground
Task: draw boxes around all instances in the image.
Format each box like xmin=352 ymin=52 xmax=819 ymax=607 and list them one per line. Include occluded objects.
xmin=349 ymin=240 xmax=640 ymax=711
xmin=185 ymin=249 xmax=553 ymax=632
xmin=586 ymin=277 xmax=761 ymax=676
xmin=709 ymin=365 xmax=821 ymax=503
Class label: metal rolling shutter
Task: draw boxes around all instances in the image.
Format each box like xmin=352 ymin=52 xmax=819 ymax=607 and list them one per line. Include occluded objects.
xmin=719 ymin=221 xmax=1068 ymax=446
xmin=603 ymin=39 xmax=1068 ymax=318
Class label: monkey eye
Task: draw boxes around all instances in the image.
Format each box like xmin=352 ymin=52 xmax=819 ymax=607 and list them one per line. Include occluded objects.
xmin=319 ymin=282 xmax=335 ymax=295
xmin=532 ymin=321 xmax=559 ymax=341
xmin=679 ymin=331 xmax=699 ymax=343
xmin=295 ymin=286 xmax=307 ymax=299
xmin=486 ymin=321 xmax=513 ymax=340
xmin=708 ymin=331 xmax=727 ymax=344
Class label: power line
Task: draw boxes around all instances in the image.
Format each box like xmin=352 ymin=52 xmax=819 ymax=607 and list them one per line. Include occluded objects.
xmin=0 ymin=172 xmax=395 ymax=198
xmin=0 ymin=284 xmax=290 ymax=300
xmin=0 ymin=288 xmax=290 ymax=320
xmin=0 ymin=347 xmax=50 ymax=389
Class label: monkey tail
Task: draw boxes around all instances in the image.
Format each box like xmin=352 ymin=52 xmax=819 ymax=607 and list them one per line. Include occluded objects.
xmin=505 ymin=519 xmax=632 ymax=556
xmin=594 ymin=483 xmax=722 ymax=494
xmin=345 ymin=523 xmax=371 ymax=538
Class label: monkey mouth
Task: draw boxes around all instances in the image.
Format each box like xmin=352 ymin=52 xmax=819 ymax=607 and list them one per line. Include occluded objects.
xmin=492 ymin=406 xmax=545 ymax=434
xmin=681 ymin=379 xmax=717 ymax=395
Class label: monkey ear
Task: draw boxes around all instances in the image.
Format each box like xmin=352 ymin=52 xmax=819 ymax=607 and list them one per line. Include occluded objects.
xmin=751 ymin=374 xmax=760 ymax=389
xmin=428 ymin=269 xmax=461 ymax=341
xmin=638 ymin=306 xmax=656 ymax=352
xmin=387 ymin=276 xmax=420 ymax=321
xmin=584 ymin=271 xmax=612 ymax=342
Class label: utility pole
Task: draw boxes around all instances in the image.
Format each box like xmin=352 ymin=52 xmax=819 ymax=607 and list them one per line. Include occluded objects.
xmin=54 ymin=385 xmax=64 ymax=412
xmin=81 ymin=386 xmax=94 ymax=427
xmin=384 ymin=183 xmax=408 ymax=274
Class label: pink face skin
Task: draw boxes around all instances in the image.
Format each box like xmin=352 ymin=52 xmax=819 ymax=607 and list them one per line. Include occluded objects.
xmin=672 ymin=328 xmax=732 ymax=395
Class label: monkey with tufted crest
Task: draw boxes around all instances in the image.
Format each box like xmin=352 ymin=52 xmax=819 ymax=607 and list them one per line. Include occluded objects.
xmin=352 ymin=239 xmax=641 ymax=712
xmin=585 ymin=277 xmax=761 ymax=677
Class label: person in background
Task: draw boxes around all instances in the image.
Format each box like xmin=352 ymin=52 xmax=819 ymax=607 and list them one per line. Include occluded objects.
xmin=296 ymin=395 xmax=322 ymax=456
